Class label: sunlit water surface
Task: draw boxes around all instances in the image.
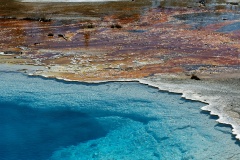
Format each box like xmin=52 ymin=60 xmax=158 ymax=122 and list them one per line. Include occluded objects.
xmin=0 ymin=71 xmax=240 ymax=160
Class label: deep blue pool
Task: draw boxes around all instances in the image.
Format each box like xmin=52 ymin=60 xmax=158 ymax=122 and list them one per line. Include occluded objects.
xmin=0 ymin=71 xmax=239 ymax=160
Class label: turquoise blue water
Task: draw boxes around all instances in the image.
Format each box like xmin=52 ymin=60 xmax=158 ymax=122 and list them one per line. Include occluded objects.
xmin=0 ymin=71 xmax=239 ymax=160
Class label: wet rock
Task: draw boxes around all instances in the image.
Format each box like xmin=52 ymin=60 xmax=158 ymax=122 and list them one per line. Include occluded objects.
xmin=39 ymin=18 xmax=51 ymax=22
xmin=48 ymin=33 xmax=54 ymax=37
xmin=191 ymin=74 xmax=201 ymax=80
xmin=110 ymin=24 xmax=115 ymax=28
xmin=58 ymin=34 xmax=67 ymax=40
xmin=115 ymin=24 xmax=122 ymax=28
xmin=34 ymin=43 xmax=40 ymax=45
xmin=86 ymin=23 xmax=94 ymax=29
xmin=110 ymin=24 xmax=122 ymax=29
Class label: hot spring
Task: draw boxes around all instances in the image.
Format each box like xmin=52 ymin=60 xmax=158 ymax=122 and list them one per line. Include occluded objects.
xmin=0 ymin=71 xmax=239 ymax=160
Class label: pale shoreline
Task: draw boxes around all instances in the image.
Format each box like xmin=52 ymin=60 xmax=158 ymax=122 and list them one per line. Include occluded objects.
xmin=1 ymin=64 xmax=240 ymax=140
xmin=53 ymin=72 xmax=240 ymax=141
xmin=138 ymin=73 xmax=240 ymax=141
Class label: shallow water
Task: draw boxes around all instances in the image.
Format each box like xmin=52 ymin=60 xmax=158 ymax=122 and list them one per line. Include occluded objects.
xmin=174 ymin=12 xmax=240 ymax=30
xmin=0 ymin=71 xmax=240 ymax=160
xmin=217 ymin=21 xmax=240 ymax=32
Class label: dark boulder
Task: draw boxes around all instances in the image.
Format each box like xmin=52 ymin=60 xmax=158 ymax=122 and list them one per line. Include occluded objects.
xmin=48 ymin=33 xmax=54 ymax=37
xmin=191 ymin=74 xmax=201 ymax=80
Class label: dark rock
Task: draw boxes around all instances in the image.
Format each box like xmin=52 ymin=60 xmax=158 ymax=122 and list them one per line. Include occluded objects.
xmin=199 ymin=0 xmax=205 ymax=4
xmin=110 ymin=24 xmax=115 ymax=28
xmin=198 ymin=0 xmax=206 ymax=6
xmin=22 ymin=17 xmax=32 ymax=21
xmin=58 ymin=34 xmax=64 ymax=38
xmin=87 ymin=23 xmax=94 ymax=29
xmin=39 ymin=18 xmax=51 ymax=22
xmin=110 ymin=24 xmax=122 ymax=29
xmin=191 ymin=74 xmax=201 ymax=80
xmin=48 ymin=33 xmax=54 ymax=37
xmin=227 ymin=2 xmax=239 ymax=6
xmin=115 ymin=24 xmax=122 ymax=28
xmin=58 ymin=34 xmax=67 ymax=40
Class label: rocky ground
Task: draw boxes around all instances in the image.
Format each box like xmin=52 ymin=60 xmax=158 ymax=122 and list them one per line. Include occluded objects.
xmin=0 ymin=0 xmax=239 ymax=81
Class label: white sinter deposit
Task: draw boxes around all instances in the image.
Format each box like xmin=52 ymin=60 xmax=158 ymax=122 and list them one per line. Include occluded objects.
xmin=138 ymin=73 xmax=240 ymax=140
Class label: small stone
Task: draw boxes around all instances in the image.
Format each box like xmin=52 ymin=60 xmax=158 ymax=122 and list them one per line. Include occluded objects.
xmin=110 ymin=24 xmax=115 ymax=28
xmin=58 ymin=34 xmax=67 ymax=40
xmin=199 ymin=0 xmax=205 ymax=5
xmin=87 ymin=23 xmax=94 ymax=28
xmin=115 ymin=24 xmax=122 ymax=28
xmin=48 ymin=33 xmax=54 ymax=37
xmin=110 ymin=24 xmax=122 ymax=29
xmin=191 ymin=74 xmax=201 ymax=80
